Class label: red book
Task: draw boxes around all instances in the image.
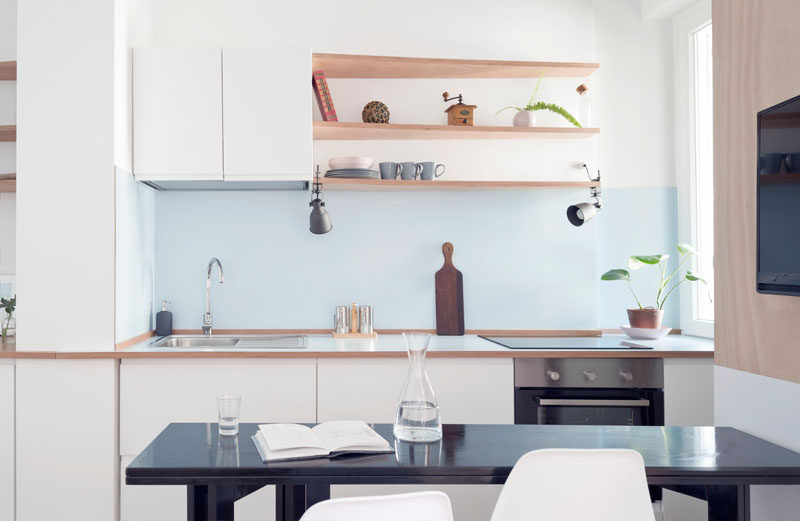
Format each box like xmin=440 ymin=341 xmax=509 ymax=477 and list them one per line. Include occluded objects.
xmin=312 ymin=70 xmax=338 ymax=122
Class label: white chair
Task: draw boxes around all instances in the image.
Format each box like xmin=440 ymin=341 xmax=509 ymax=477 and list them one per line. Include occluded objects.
xmin=490 ymin=449 xmax=656 ymax=521
xmin=299 ymin=491 xmax=454 ymax=521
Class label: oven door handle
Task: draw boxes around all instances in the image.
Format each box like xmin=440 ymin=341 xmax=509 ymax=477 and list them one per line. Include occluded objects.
xmin=536 ymin=398 xmax=651 ymax=407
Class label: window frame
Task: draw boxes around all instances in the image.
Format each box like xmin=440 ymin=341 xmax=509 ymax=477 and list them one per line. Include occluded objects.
xmin=674 ymin=0 xmax=714 ymax=338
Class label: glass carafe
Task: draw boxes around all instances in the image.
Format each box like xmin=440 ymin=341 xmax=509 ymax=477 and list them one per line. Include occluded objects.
xmin=393 ymin=332 xmax=442 ymax=442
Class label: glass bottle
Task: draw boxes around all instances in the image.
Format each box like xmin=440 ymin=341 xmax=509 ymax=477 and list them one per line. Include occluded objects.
xmin=576 ymin=84 xmax=592 ymax=127
xmin=393 ymin=332 xmax=442 ymax=442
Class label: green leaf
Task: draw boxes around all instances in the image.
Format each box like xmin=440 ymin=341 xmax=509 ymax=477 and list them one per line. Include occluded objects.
xmin=629 ymin=254 xmax=668 ymax=269
xmin=676 ymin=243 xmax=698 ymax=255
xmin=601 ymin=269 xmax=631 ymax=281
xmin=495 ymin=106 xmax=524 ymax=115
xmin=527 ymin=102 xmax=582 ymax=127
xmin=685 ymin=270 xmax=706 ymax=283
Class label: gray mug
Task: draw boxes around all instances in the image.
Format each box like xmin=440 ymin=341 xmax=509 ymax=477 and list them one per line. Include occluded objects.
xmin=379 ymin=162 xmax=401 ymax=180
xmin=419 ymin=162 xmax=446 ymax=180
xmin=400 ymin=162 xmax=422 ymax=180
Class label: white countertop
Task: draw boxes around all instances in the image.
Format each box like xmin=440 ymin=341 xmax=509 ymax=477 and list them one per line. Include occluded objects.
xmin=117 ymin=333 xmax=714 ymax=359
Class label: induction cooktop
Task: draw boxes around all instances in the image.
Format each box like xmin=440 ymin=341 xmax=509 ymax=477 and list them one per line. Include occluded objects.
xmin=479 ymin=336 xmax=654 ymax=350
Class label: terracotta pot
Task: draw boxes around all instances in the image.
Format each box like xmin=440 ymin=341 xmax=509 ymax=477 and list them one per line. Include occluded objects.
xmin=627 ymin=308 xmax=663 ymax=329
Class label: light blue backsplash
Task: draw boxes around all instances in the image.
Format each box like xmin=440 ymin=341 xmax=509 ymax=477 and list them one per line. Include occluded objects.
xmin=596 ymin=187 xmax=679 ymax=328
xmin=153 ymin=187 xmax=677 ymax=331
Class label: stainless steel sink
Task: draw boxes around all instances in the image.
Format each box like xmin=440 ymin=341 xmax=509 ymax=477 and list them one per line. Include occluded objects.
xmin=151 ymin=335 xmax=307 ymax=349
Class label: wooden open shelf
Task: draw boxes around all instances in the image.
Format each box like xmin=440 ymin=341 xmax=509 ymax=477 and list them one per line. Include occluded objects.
xmin=759 ymin=173 xmax=800 ymax=184
xmin=314 ymin=121 xmax=598 ymax=140
xmin=0 ymin=125 xmax=15 ymax=142
xmin=760 ymin=112 xmax=800 ymax=129
xmin=0 ymin=61 xmax=15 ymax=81
xmin=312 ymin=53 xmax=598 ymax=79
xmin=320 ymin=177 xmax=600 ymax=191
xmin=0 ymin=174 xmax=16 ymax=193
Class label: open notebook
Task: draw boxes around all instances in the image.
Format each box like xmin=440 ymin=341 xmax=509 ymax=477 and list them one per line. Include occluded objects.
xmin=251 ymin=421 xmax=394 ymax=463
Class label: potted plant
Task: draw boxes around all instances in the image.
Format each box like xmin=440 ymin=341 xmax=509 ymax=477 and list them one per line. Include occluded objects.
xmin=496 ymin=75 xmax=581 ymax=128
xmin=1 ymin=295 xmax=15 ymax=343
xmin=601 ymin=245 xmax=709 ymax=329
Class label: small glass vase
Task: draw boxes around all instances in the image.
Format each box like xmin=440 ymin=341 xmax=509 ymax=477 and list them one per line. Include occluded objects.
xmin=393 ymin=332 xmax=442 ymax=442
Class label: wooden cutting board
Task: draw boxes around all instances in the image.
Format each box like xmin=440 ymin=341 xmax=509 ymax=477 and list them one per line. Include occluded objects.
xmin=435 ymin=242 xmax=465 ymax=336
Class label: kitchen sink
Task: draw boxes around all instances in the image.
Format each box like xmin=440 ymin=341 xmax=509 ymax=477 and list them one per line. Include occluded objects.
xmin=152 ymin=335 xmax=308 ymax=349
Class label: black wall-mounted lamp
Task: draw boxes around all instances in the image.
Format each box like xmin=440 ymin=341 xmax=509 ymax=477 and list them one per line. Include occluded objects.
xmin=567 ymin=163 xmax=602 ymax=227
xmin=309 ymin=166 xmax=332 ymax=234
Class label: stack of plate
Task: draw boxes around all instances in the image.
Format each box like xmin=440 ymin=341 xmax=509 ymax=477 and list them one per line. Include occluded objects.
xmin=324 ymin=168 xmax=379 ymax=179
xmin=329 ymin=156 xmax=375 ymax=170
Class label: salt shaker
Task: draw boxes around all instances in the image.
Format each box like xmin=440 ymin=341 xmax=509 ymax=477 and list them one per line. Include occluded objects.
xmin=358 ymin=306 xmax=373 ymax=334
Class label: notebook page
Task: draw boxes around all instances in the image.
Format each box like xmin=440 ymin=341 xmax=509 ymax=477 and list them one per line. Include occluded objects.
xmin=258 ymin=424 xmax=328 ymax=452
xmin=312 ymin=421 xmax=391 ymax=452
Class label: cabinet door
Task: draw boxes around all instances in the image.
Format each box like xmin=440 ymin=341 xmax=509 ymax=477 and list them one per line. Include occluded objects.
xmin=133 ymin=47 xmax=223 ymax=180
xmin=317 ymin=358 xmax=513 ymax=423
xmin=0 ymin=362 xmax=13 ymax=521
xmin=222 ymin=47 xmax=311 ymax=181
xmin=317 ymin=358 xmax=512 ymax=521
xmin=120 ymin=359 xmax=316 ymax=521
xmin=120 ymin=359 xmax=316 ymax=455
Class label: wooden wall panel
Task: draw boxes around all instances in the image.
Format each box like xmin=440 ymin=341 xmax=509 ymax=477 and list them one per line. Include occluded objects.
xmin=714 ymin=0 xmax=800 ymax=382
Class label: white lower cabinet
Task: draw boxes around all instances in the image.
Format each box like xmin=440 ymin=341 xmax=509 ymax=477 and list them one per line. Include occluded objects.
xmin=120 ymin=359 xmax=316 ymax=521
xmin=318 ymin=358 xmax=513 ymax=521
xmin=663 ymin=358 xmax=714 ymax=521
xmin=0 ymin=361 xmax=13 ymax=521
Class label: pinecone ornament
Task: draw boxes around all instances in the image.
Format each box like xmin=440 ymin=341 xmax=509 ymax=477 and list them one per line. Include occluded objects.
xmin=362 ymin=101 xmax=390 ymax=123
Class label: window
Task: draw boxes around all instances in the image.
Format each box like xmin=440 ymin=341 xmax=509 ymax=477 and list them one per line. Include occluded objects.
xmin=675 ymin=1 xmax=714 ymax=337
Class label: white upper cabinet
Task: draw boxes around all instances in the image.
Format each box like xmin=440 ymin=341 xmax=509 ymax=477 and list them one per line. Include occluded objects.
xmin=223 ymin=47 xmax=311 ymax=181
xmin=133 ymin=47 xmax=223 ymax=180
xmin=132 ymin=47 xmax=311 ymax=183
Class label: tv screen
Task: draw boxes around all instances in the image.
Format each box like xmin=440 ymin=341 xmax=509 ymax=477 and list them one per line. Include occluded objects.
xmin=757 ymin=93 xmax=800 ymax=295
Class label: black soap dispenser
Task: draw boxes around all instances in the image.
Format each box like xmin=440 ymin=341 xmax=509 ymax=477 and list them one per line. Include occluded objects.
xmin=156 ymin=300 xmax=173 ymax=336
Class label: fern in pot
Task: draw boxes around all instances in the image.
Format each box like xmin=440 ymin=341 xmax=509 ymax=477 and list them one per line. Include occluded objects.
xmin=601 ymin=245 xmax=709 ymax=329
xmin=496 ymin=75 xmax=581 ymax=128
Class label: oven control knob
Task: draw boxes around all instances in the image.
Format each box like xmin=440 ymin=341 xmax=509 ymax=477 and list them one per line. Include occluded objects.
xmin=619 ymin=370 xmax=635 ymax=382
xmin=547 ymin=370 xmax=561 ymax=381
xmin=582 ymin=370 xmax=597 ymax=382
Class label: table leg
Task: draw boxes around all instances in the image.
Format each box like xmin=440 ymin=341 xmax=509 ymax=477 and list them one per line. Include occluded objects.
xmin=275 ymin=483 xmax=332 ymax=521
xmin=188 ymin=484 xmax=255 ymax=521
xmin=707 ymin=484 xmax=750 ymax=521
xmin=276 ymin=485 xmax=306 ymax=521
xmin=306 ymin=482 xmax=331 ymax=507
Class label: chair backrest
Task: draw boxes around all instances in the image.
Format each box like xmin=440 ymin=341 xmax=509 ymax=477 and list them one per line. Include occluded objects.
xmin=490 ymin=448 xmax=656 ymax=521
xmin=299 ymin=491 xmax=454 ymax=521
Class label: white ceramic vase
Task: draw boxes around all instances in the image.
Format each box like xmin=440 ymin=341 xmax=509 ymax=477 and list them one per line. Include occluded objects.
xmin=512 ymin=110 xmax=536 ymax=127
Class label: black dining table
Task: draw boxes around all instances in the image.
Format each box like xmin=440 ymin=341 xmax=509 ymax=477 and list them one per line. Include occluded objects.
xmin=126 ymin=423 xmax=800 ymax=521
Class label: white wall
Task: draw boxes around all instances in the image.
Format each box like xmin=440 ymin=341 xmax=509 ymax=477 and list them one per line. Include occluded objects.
xmin=715 ymin=366 xmax=800 ymax=520
xmin=593 ymin=0 xmax=675 ymax=188
xmin=114 ymin=0 xmax=155 ymax=172
xmin=17 ymin=0 xmax=115 ymax=351
xmin=0 ymin=0 xmax=16 ymax=301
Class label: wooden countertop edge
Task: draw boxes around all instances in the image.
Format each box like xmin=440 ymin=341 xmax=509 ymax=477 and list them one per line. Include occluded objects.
xmin=0 ymin=351 xmax=56 ymax=359
xmin=52 ymin=350 xmax=713 ymax=359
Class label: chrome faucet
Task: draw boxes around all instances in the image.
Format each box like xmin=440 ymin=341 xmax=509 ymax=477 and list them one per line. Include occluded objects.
xmin=202 ymin=258 xmax=224 ymax=335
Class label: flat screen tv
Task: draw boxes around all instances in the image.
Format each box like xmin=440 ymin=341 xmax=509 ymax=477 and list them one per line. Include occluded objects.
xmin=757 ymin=93 xmax=800 ymax=295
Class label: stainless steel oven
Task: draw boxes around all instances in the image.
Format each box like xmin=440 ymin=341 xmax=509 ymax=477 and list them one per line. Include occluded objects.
xmin=514 ymin=358 xmax=664 ymax=427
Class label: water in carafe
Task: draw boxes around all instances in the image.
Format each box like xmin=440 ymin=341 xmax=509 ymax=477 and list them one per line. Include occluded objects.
xmin=394 ymin=332 xmax=442 ymax=442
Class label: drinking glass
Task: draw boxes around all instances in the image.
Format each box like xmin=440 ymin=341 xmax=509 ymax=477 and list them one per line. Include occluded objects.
xmin=217 ymin=394 xmax=241 ymax=436
xmin=393 ymin=333 xmax=442 ymax=442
